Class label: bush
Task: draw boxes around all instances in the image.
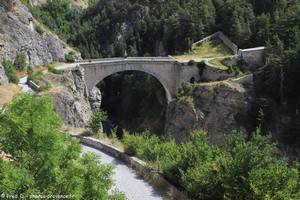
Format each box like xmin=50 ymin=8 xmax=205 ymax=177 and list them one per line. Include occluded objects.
xmin=47 ymin=64 xmax=61 ymax=74
xmin=86 ymin=110 xmax=108 ymax=134
xmin=227 ymin=65 xmax=242 ymax=76
xmin=35 ymin=24 xmax=44 ymax=35
xmin=14 ymin=52 xmax=27 ymax=70
xmin=176 ymin=83 xmax=194 ymax=98
xmin=65 ymin=52 xmax=76 ymax=63
xmin=2 ymin=59 xmax=19 ymax=83
xmin=122 ymin=130 xmax=300 ymax=199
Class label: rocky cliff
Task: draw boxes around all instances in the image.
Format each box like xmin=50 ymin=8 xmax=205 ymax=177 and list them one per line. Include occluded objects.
xmin=0 ymin=0 xmax=77 ymax=67
xmin=43 ymin=67 xmax=99 ymax=127
xmin=165 ymin=75 xmax=255 ymax=145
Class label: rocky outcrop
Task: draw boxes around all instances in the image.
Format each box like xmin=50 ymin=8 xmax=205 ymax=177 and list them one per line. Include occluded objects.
xmin=48 ymin=67 xmax=92 ymax=127
xmin=165 ymin=75 xmax=255 ymax=145
xmin=0 ymin=0 xmax=79 ymax=66
xmin=89 ymin=87 xmax=102 ymax=111
xmin=0 ymin=63 xmax=8 ymax=84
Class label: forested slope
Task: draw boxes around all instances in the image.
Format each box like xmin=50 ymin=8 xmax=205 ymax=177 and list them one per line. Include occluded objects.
xmin=26 ymin=0 xmax=300 ymax=147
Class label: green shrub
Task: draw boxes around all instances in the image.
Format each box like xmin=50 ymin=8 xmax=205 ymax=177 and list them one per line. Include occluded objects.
xmin=65 ymin=52 xmax=76 ymax=63
xmin=177 ymin=83 xmax=194 ymax=98
xmin=227 ymin=65 xmax=242 ymax=76
xmin=2 ymin=59 xmax=19 ymax=83
xmin=14 ymin=52 xmax=27 ymax=71
xmin=122 ymin=130 xmax=300 ymax=199
xmin=28 ymin=70 xmax=43 ymax=82
xmin=86 ymin=110 xmax=108 ymax=134
xmin=35 ymin=24 xmax=44 ymax=35
xmin=47 ymin=64 xmax=61 ymax=74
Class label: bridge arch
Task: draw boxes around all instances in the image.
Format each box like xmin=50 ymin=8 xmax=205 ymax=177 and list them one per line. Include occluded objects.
xmin=96 ymin=69 xmax=172 ymax=102
xmin=81 ymin=61 xmax=176 ymax=103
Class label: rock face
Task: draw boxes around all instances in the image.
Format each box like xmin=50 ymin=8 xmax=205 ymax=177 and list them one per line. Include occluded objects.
xmin=50 ymin=67 xmax=92 ymax=127
xmin=0 ymin=63 xmax=8 ymax=84
xmin=0 ymin=0 xmax=77 ymax=66
xmin=165 ymin=76 xmax=255 ymax=145
xmin=89 ymin=87 xmax=102 ymax=111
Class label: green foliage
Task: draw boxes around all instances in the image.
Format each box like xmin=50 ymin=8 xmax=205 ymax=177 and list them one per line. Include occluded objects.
xmin=86 ymin=110 xmax=108 ymax=134
xmin=123 ymin=130 xmax=300 ymax=199
xmin=29 ymin=0 xmax=300 ymax=59
xmin=65 ymin=52 xmax=76 ymax=63
xmin=14 ymin=52 xmax=27 ymax=71
xmin=34 ymin=24 xmax=44 ymax=35
xmin=2 ymin=59 xmax=19 ymax=84
xmin=177 ymin=83 xmax=194 ymax=98
xmin=47 ymin=64 xmax=61 ymax=74
xmin=0 ymin=94 xmax=124 ymax=199
xmin=227 ymin=65 xmax=242 ymax=75
xmin=27 ymin=70 xmax=43 ymax=82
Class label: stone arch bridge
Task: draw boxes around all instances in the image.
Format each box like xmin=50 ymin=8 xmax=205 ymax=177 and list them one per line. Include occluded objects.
xmin=61 ymin=57 xmax=200 ymax=103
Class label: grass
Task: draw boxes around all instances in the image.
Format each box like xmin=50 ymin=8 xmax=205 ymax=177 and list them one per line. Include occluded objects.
xmin=0 ymin=84 xmax=20 ymax=107
xmin=174 ymin=40 xmax=233 ymax=62
xmin=208 ymin=58 xmax=229 ymax=70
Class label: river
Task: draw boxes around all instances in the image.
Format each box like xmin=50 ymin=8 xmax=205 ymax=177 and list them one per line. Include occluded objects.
xmin=81 ymin=145 xmax=163 ymax=200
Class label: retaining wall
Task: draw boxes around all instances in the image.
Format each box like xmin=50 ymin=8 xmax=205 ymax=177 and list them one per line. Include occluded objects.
xmin=238 ymin=47 xmax=266 ymax=67
xmin=73 ymin=135 xmax=189 ymax=200
xmin=201 ymin=61 xmax=235 ymax=82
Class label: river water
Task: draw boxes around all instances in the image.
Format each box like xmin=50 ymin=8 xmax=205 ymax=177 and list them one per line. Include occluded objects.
xmin=81 ymin=145 xmax=163 ymax=200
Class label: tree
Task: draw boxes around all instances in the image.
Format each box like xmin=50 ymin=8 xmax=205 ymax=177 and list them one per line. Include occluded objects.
xmin=86 ymin=110 xmax=108 ymax=134
xmin=0 ymin=94 xmax=124 ymax=199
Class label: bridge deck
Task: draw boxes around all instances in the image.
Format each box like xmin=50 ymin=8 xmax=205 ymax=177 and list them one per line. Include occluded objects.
xmin=57 ymin=57 xmax=177 ymax=71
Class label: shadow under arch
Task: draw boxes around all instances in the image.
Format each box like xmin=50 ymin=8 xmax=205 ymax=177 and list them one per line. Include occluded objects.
xmin=91 ymin=68 xmax=173 ymax=103
xmin=96 ymin=70 xmax=168 ymax=135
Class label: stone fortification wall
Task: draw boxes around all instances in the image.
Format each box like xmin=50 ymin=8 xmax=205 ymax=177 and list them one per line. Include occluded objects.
xmin=238 ymin=47 xmax=266 ymax=68
xmin=192 ymin=31 xmax=239 ymax=54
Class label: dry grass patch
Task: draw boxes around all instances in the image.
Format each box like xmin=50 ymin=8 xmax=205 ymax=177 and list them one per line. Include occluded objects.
xmin=175 ymin=40 xmax=233 ymax=62
xmin=0 ymin=84 xmax=20 ymax=107
xmin=208 ymin=58 xmax=229 ymax=70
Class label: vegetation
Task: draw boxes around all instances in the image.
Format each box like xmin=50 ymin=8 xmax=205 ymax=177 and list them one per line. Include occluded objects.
xmin=99 ymin=71 xmax=167 ymax=135
xmin=2 ymin=59 xmax=19 ymax=84
xmin=226 ymin=65 xmax=243 ymax=75
xmin=26 ymin=0 xmax=297 ymax=58
xmin=34 ymin=24 xmax=44 ymax=35
xmin=27 ymin=70 xmax=43 ymax=82
xmin=13 ymin=52 xmax=27 ymax=71
xmin=47 ymin=64 xmax=61 ymax=74
xmin=208 ymin=58 xmax=229 ymax=70
xmin=27 ymin=0 xmax=300 ymax=145
xmin=123 ymin=130 xmax=300 ymax=199
xmin=65 ymin=52 xmax=76 ymax=63
xmin=0 ymin=94 xmax=124 ymax=199
xmin=175 ymin=40 xmax=233 ymax=62
xmin=177 ymin=83 xmax=194 ymax=99
xmin=86 ymin=110 xmax=108 ymax=134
